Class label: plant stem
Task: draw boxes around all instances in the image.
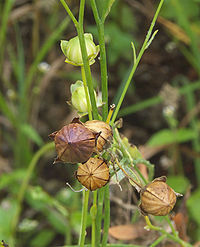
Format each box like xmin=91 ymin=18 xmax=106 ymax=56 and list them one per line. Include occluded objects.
xmin=96 ymin=188 xmax=105 ymax=246
xmin=11 ymin=142 xmax=55 ymax=240
xmin=164 ymin=215 xmax=178 ymax=237
xmin=90 ymin=0 xmax=108 ymax=121
xmin=145 ymin=216 xmax=193 ymax=247
xmin=113 ymin=128 xmax=147 ymax=185
xmin=110 ymin=0 xmax=165 ymax=125
xmin=92 ymin=191 xmax=97 ymax=247
xmin=0 ymin=0 xmax=14 ymax=75
xmin=79 ymin=190 xmax=90 ymax=247
xmin=59 ymin=0 xmax=78 ymax=27
xmin=101 ymin=185 xmax=110 ymax=247
xmin=149 ymin=234 xmax=166 ymax=247
xmin=81 ymin=66 xmax=93 ymax=120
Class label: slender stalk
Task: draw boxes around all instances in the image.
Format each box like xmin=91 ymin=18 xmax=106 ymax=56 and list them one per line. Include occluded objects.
xmin=164 ymin=216 xmax=178 ymax=237
xmin=79 ymin=0 xmax=85 ymax=26
xmin=149 ymin=234 xmax=166 ymax=247
xmin=0 ymin=0 xmax=14 ymax=75
xmin=145 ymin=216 xmax=193 ymax=247
xmin=110 ymin=0 xmax=165 ymax=125
xmin=11 ymin=142 xmax=55 ymax=239
xmin=90 ymin=0 xmax=108 ymax=121
xmin=59 ymin=0 xmax=78 ymax=27
xmin=115 ymin=159 xmax=142 ymax=189
xmin=96 ymin=188 xmax=105 ymax=246
xmin=114 ymin=128 xmax=147 ymax=185
xmin=101 ymin=185 xmax=110 ymax=247
xmin=76 ymin=25 xmax=99 ymax=119
xmin=81 ymin=66 xmax=93 ymax=120
xmin=79 ymin=190 xmax=90 ymax=247
xmin=92 ymin=191 xmax=98 ymax=247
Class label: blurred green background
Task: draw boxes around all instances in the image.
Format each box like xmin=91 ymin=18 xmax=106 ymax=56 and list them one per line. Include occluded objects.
xmin=0 ymin=0 xmax=200 ymax=246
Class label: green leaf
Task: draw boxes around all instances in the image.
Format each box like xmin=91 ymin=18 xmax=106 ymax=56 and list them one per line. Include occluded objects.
xmin=0 ymin=199 xmax=18 ymax=242
xmin=147 ymin=128 xmax=196 ymax=147
xmin=101 ymin=0 xmax=115 ymax=21
xmin=187 ymin=189 xmax=200 ymax=226
xmin=20 ymin=124 xmax=43 ymax=146
xmin=0 ymin=169 xmax=26 ymax=190
xmin=30 ymin=230 xmax=55 ymax=247
xmin=167 ymin=175 xmax=189 ymax=194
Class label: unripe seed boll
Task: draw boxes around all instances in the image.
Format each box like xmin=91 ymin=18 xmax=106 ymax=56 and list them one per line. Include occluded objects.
xmin=49 ymin=119 xmax=99 ymax=164
xmin=76 ymin=157 xmax=110 ymax=191
xmin=84 ymin=120 xmax=113 ymax=152
xmin=139 ymin=176 xmax=179 ymax=216
xmin=60 ymin=33 xmax=99 ymax=66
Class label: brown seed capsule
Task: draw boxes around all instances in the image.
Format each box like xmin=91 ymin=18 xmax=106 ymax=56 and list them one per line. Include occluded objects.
xmin=84 ymin=120 xmax=113 ymax=151
xmin=139 ymin=176 xmax=178 ymax=216
xmin=76 ymin=157 xmax=110 ymax=191
xmin=49 ymin=121 xmax=99 ymax=164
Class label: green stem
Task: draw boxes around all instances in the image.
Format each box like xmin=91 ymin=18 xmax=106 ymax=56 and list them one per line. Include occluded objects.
xmin=149 ymin=234 xmax=166 ymax=247
xmin=96 ymin=188 xmax=105 ymax=246
xmin=92 ymin=191 xmax=98 ymax=247
xmin=113 ymin=128 xmax=147 ymax=185
xmin=90 ymin=0 xmax=108 ymax=121
xmin=145 ymin=216 xmax=193 ymax=247
xmin=76 ymin=25 xmax=99 ymax=119
xmin=11 ymin=142 xmax=55 ymax=239
xmin=101 ymin=185 xmax=110 ymax=247
xmin=164 ymin=216 xmax=178 ymax=237
xmin=110 ymin=0 xmax=165 ymax=125
xmin=59 ymin=0 xmax=78 ymax=27
xmin=79 ymin=190 xmax=90 ymax=247
xmin=81 ymin=66 xmax=93 ymax=120
xmin=0 ymin=0 xmax=14 ymax=75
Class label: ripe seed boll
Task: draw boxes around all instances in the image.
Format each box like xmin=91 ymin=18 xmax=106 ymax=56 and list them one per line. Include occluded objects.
xmin=84 ymin=120 xmax=113 ymax=151
xmin=139 ymin=176 xmax=178 ymax=216
xmin=76 ymin=157 xmax=110 ymax=191
xmin=50 ymin=122 xmax=98 ymax=164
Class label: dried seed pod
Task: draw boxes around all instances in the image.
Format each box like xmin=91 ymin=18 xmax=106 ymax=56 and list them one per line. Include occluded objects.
xmin=49 ymin=121 xmax=99 ymax=164
xmin=139 ymin=176 xmax=178 ymax=216
xmin=76 ymin=157 xmax=110 ymax=191
xmin=84 ymin=120 xmax=113 ymax=151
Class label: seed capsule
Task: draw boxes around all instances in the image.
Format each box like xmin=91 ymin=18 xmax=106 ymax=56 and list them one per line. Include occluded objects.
xmin=76 ymin=157 xmax=110 ymax=191
xmin=49 ymin=119 xmax=99 ymax=164
xmin=84 ymin=120 xmax=112 ymax=151
xmin=139 ymin=176 xmax=178 ymax=216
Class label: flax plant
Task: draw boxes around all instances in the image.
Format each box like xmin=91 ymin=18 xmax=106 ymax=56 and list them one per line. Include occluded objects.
xmin=58 ymin=0 xmax=193 ymax=246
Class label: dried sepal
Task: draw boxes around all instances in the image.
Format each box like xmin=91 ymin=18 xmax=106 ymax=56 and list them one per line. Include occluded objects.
xmin=76 ymin=157 xmax=110 ymax=191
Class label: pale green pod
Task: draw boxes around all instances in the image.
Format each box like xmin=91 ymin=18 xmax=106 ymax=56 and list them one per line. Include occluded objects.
xmin=60 ymin=33 xmax=99 ymax=66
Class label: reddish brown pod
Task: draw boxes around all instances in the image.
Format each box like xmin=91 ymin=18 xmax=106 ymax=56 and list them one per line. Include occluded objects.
xmin=76 ymin=157 xmax=110 ymax=191
xmin=84 ymin=120 xmax=112 ymax=151
xmin=49 ymin=119 xmax=99 ymax=164
xmin=139 ymin=176 xmax=180 ymax=216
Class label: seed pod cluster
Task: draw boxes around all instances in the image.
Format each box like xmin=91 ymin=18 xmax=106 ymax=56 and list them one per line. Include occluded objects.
xmin=49 ymin=120 xmax=99 ymax=164
xmin=84 ymin=120 xmax=112 ymax=151
xmin=139 ymin=176 xmax=178 ymax=216
xmin=50 ymin=118 xmax=113 ymax=165
xmin=76 ymin=157 xmax=110 ymax=191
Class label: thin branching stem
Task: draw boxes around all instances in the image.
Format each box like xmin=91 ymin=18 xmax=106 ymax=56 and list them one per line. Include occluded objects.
xmin=90 ymin=0 xmax=108 ymax=121
xmin=59 ymin=0 xmax=78 ymax=27
xmin=110 ymin=0 xmax=165 ymax=125
xmin=81 ymin=66 xmax=93 ymax=120
xmin=79 ymin=190 xmax=90 ymax=247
